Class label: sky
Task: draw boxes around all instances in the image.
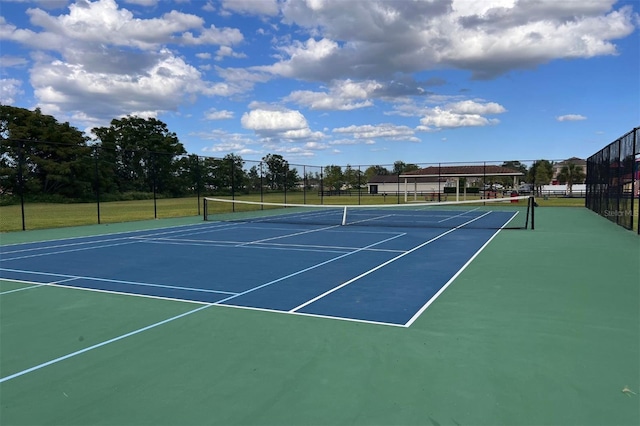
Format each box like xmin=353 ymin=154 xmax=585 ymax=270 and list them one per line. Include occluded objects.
xmin=1 ymin=0 xmax=639 ymax=168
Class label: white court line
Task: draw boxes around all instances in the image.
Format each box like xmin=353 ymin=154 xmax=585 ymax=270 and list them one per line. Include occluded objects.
xmin=0 ymin=231 xmax=406 ymax=384
xmin=136 ymin=240 xmax=353 ymax=253
xmin=1 ymin=236 xmax=135 ymax=255
xmin=0 ymin=277 xmax=209 ymax=305
xmin=136 ymin=237 xmax=404 ymax=254
xmin=0 ymin=222 xmax=239 ymax=256
xmin=216 ymin=303 xmax=405 ymax=328
xmin=0 ymin=221 xmax=222 ymax=248
xmin=0 ymin=268 xmax=238 ymax=296
xmin=437 ymin=207 xmax=481 ymax=223
xmin=0 ymin=283 xmax=46 ymax=295
xmin=211 ymin=232 xmax=407 ymax=305
xmin=289 ymin=211 xmax=492 ymax=313
xmin=1 ymin=240 xmax=141 ymax=262
xmin=404 ymin=211 xmax=519 ymax=327
xmin=1 ymin=224 xmax=241 ymax=262
xmin=234 ymin=223 xmax=341 ymax=247
xmin=0 ymin=303 xmax=214 ymax=384
xmin=0 ymin=277 xmax=79 ymax=295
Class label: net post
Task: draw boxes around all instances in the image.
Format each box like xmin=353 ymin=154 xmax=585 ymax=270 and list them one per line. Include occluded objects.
xmin=203 ymin=198 xmax=208 ymax=221
xmin=530 ymin=196 xmax=535 ymax=230
xmin=341 ymin=206 xmax=348 ymax=226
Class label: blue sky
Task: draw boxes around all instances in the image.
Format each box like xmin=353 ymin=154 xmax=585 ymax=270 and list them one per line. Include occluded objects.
xmin=1 ymin=0 xmax=638 ymax=167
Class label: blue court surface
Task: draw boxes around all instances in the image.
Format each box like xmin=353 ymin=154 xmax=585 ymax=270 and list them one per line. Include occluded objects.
xmin=0 ymin=211 xmax=515 ymax=327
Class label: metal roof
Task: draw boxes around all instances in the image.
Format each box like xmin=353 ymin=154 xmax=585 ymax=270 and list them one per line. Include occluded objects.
xmin=400 ymin=165 xmax=524 ymax=178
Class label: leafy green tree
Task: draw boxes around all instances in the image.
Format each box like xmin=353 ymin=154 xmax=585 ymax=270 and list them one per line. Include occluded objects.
xmin=304 ymin=171 xmax=321 ymax=190
xmin=393 ymin=161 xmax=419 ymax=174
xmin=173 ymin=154 xmax=205 ymax=196
xmin=323 ymin=165 xmax=344 ymax=191
xmin=364 ymin=165 xmax=390 ymax=181
xmin=556 ymin=162 xmax=586 ymax=195
xmin=92 ymin=116 xmax=186 ymax=195
xmin=0 ymin=105 xmax=92 ymax=199
xmin=529 ymin=160 xmax=554 ymax=195
xmin=343 ymin=165 xmax=363 ymax=189
xmin=247 ymin=165 xmax=262 ymax=191
xmin=262 ymin=153 xmax=299 ymax=190
xmin=220 ymin=153 xmax=246 ymax=193
xmin=498 ymin=160 xmax=528 ymax=188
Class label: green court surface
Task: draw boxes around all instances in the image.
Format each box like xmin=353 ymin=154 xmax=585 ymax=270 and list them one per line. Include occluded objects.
xmin=0 ymin=208 xmax=638 ymax=425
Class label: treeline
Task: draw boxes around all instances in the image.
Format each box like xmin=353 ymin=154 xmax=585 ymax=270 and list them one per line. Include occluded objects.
xmin=0 ymin=106 xmax=409 ymax=203
xmin=0 ymin=107 xmax=283 ymax=202
xmin=1 ymin=105 xmax=583 ymax=204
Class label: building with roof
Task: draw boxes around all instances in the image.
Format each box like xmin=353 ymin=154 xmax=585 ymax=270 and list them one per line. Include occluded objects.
xmin=400 ymin=165 xmax=525 ymax=201
xmin=552 ymin=157 xmax=587 ymax=184
xmin=367 ymin=174 xmax=445 ymax=196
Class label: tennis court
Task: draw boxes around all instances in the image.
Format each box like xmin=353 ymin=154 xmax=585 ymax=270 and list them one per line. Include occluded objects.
xmin=0 ymin=202 xmax=638 ymax=425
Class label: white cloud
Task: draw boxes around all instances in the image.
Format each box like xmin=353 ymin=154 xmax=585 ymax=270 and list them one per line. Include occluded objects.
xmin=284 ymin=79 xmax=380 ymax=110
xmin=180 ymin=24 xmax=243 ymax=46
xmin=221 ymin=0 xmax=280 ymax=16
xmin=204 ymin=108 xmax=234 ymax=120
xmin=241 ymin=108 xmax=309 ymax=132
xmin=266 ymin=0 xmax=637 ymax=81
xmin=0 ymin=79 xmax=23 ymax=104
xmin=0 ymin=55 xmax=29 ymax=68
xmin=333 ymin=123 xmax=417 ymax=141
xmin=240 ymin=107 xmax=326 ymax=145
xmin=30 ymin=48 xmax=206 ymax=124
xmin=557 ymin=114 xmax=587 ymax=122
xmin=446 ymin=100 xmax=507 ymax=115
xmin=215 ymin=45 xmax=247 ymax=61
xmin=419 ymin=107 xmax=501 ymax=130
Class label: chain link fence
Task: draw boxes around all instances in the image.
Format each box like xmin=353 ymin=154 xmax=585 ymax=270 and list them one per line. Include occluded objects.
xmin=1 ymin=139 xmax=586 ymax=231
xmin=586 ymin=127 xmax=640 ymax=234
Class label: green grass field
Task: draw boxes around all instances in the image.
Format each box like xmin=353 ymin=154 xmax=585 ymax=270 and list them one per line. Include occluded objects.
xmin=0 ymin=193 xmax=632 ymax=233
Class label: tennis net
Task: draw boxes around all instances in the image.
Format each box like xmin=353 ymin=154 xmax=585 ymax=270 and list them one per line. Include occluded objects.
xmin=203 ymin=195 xmax=535 ymax=230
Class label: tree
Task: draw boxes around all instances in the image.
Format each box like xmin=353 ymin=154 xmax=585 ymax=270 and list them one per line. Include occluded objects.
xmin=556 ymin=162 xmax=586 ymax=196
xmin=392 ymin=161 xmax=419 ymax=175
xmin=92 ymin=116 xmax=186 ymax=195
xmin=364 ymin=165 xmax=390 ymax=181
xmin=343 ymin=165 xmax=363 ymax=189
xmin=498 ymin=160 xmax=528 ymax=188
xmin=220 ymin=153 xmax=246 ymax=194
xmin=323 ymin=165 xmax=344 ymax=191
xmin=262 ymin=153 xmax=299 ymax=191
xmin=247 ymin=165 xmax=262 ymax=191
xmin=0 ymin=105 xmax=92 ymax=199
xmin=529 ymin=160 xmax=554 ymax=195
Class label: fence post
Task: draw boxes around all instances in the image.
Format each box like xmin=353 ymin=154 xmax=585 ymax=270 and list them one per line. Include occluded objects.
xmin=94 ymin=146 xmax=101 ymax=224
xmin=320 ymin=167 xmax=324 ymax=204
xmin=17 ymin=140 xmax=26 ymax=231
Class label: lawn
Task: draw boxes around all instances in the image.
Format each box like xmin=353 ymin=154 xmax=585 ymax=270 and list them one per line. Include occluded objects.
xmin=0 ymin=193 xmax=619 ymax=233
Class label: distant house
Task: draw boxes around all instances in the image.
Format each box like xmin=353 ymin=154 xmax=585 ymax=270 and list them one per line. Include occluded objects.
xmin=552 ymin=157 xmax=586 ymax=184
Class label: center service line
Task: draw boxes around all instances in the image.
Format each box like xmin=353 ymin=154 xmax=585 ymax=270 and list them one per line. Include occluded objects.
xmin=214 ymin=232 xmax=407 ymax=305
xmin=289 ymin=211 xmax=492 ymax=313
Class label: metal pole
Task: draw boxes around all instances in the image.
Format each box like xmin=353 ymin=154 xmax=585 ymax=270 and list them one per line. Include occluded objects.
xmin=358 ymin=165 xmax=362 ymax=205
xmin=17 ymin=140 xmax=26 ymax=231
xmin=230 ymin=156 xmax=235 ymax=212
xmin=152 ymin=152 xmax=157 ymax=219
xmin=196 ymin=156 xmax=201 ymax=216
xmin=94 ymin=146 xmax=101 ymax=224
xmin=320 ymin=167 xmax=324 ymax=204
